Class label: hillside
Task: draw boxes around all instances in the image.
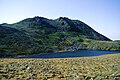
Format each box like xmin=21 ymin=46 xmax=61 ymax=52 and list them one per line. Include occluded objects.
xmin=0 ymin=16 xmax=120 ymax=57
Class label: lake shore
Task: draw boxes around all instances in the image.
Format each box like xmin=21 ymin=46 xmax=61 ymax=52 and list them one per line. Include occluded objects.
xmin=0 ymin=54 xmax=120 ymax=80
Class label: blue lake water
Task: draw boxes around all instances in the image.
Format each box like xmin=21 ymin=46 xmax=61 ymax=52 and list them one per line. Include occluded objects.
xmin=21 ymin=50 xmax=120 ymax=58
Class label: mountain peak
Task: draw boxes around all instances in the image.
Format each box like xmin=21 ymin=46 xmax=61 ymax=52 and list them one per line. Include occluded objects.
xmin=33 ymin=16 xmax=46 ymax=19
xmin=5 ymin=16 xmax=111 ymax=41
xmin=57 ymin=17 xmax=70 ymax=21
xmin=58 ymin=17 xmax=69 ymax=19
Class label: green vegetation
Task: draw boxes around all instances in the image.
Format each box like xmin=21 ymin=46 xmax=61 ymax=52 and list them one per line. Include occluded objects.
xmin=0 ymin=16 xmax=120 ymax=57
xmin=0 ymin=54 xmax=120 ymax=80
xmin=82 ymin=39 xmax=120 ymax=50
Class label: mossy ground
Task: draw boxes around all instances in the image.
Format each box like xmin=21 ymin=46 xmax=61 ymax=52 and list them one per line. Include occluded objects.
xmin=0 ymin=54 xmax=120 ymax=80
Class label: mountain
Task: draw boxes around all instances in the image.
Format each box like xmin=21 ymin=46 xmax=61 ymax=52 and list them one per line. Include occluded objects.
xmin=0 ymin=16 xmax=119 ymax=57
xmin=7 ymin=16 xmax=110 ymax=40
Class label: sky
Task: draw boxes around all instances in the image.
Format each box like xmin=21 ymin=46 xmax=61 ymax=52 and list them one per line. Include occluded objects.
xmin=0 ymin=0 xmax=120 ymax=40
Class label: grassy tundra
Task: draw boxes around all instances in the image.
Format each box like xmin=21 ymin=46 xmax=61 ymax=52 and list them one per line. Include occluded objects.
xmin=0 ymin=54 xmax=120 ymax=80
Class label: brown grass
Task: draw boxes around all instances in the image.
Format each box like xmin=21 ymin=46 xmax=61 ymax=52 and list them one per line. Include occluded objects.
xmin=0 ymin=54 xmax=120 ymax=80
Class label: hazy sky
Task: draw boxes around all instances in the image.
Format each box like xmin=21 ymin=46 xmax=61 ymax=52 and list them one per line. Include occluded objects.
xmin=0 ymin=0 xmax=120 ymax=40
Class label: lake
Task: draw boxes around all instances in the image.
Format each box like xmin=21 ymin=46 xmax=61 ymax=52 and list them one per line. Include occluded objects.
xmin=21 ymin=50 xmax=120 ymax=58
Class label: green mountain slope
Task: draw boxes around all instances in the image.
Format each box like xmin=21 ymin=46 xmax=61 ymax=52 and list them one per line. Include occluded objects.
xmin=0 ymin=16 xmax=119 ymax=57
xmin=8 ymin=16 xmax=111 ymax=40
